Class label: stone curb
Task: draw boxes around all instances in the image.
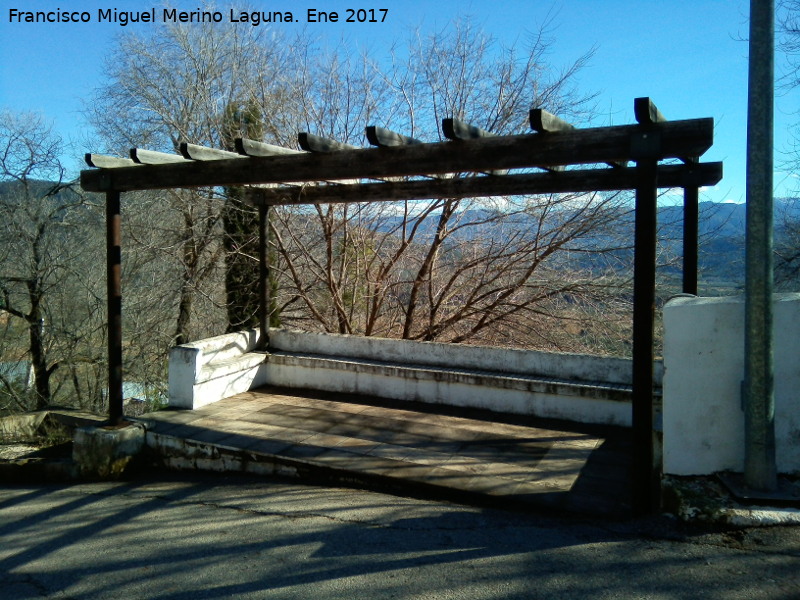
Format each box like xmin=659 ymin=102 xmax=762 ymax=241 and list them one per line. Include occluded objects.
xmin=721 ymin=507 xmax=800 ymax=527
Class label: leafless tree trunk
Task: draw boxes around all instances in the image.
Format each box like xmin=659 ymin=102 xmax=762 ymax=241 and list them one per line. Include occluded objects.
xmin=0 ymin=110 xmax=106 ymax=411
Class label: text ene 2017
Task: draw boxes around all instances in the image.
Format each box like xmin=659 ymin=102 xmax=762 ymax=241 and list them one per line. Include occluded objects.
xmin=307 ymin=8 xmax=388 ymax=23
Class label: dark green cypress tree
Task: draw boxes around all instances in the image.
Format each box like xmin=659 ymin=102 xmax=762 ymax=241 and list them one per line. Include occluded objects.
xmin=221 ymin=100 xmax=279 ymax=331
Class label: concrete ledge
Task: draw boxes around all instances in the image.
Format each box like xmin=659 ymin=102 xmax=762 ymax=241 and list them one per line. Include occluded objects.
xmin=265 ymin=351 xmax=637 ymax=426
xmin=270 ymin=328 xmax=663 ymax=386
xmin=269 ymin=351 xmax=635 ymax=401
xmin=0 ymin=412 xmax=47 ymax=442
xmin=146 ymin=432 xmax=301 ymax=478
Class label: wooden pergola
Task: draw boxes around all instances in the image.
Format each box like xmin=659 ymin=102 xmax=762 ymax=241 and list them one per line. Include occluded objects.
xmin=81 ymin=97 xmax=722 ymax=513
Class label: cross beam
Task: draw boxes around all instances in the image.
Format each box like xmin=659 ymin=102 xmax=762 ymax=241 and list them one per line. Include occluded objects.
xmin=245 ymin=163 xmax=722 ymax=206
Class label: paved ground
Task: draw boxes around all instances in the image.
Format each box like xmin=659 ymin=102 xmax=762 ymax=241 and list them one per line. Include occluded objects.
xmin=137 ymin=386 xmax=631 ymax=516
xmin=1 ymin=473 xmax=799 ymax=600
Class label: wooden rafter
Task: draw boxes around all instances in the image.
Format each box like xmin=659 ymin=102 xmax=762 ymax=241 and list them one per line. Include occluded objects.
xmin=298 ymin=132 xmax=359 ymax=153
xmin=180 ymin=143 xmax=243 ymax=161
xmin=85 ymin=154 xmax=139 ymax=169
xmin=529 ymin=109 xmax=576 ymax=133
xmin=236 ymin=138 xmax=302 ymax=157
xmin=130 ymin=148 xmax=189 ymax=165
xmin=366 ymin=125 xmax=421 ymax=147
xmin=442 ymin=118 xmax=495 ymax=141
xmin=634 ymin=97 xmax=667 ymax=125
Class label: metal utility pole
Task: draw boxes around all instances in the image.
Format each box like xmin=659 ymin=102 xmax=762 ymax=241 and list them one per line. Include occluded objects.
xmin=744 ymin=0 xmax=777 ymax=490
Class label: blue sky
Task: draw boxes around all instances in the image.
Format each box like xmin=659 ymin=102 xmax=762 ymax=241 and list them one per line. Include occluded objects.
xmin=1 ymin=0 xmax=798 ymax=203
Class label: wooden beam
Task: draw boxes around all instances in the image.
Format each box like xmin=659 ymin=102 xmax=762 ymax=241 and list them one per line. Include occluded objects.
xmin=441 ymin=118 xmax=507 ymax=175
xmin=106 ymin=190 xmax=123 ymax=425
xmin=130 ymin=148 xmax=189 ymax=165
xmin=245 ymin=162 xmax=722 ymax=206
xmin=530 ymin=109 xmax=626 ymax=169
xmin=683 ymin=185 xmax=699 ymax=295
xmin=236 ymin=138 xmax=302 ymax=157
xmin=631 ymin=157 xmax=660 ymax=514
xmin=85 ymin=154 xmax=139 ymax=169
xmin=528 ymin=109 xmax=572 ymax=172
xmin=298 ymin=132 xmax=358 ymax=153
xmin=634 ymin=97 xmax=667 ymax=125
xmin=633 ymin=98 xmax=697 ymax=164
xmin=366 ymin=126 xmax=421 ymax=147
xmin=297 ymin=133 xmax=395 ymax=181
xmin=258 ymin=204 xmax=270 ymax=350
xmin=442 ymin=118 xmax=494 ymax=140
xmin=530 ymin=109 xmax=576 ymax=133
xmin=81 ymin=118 xmax=715 ymax=192
xmin=180 ymin=143 xmax=243 ymax=161
xmin=235 ymin=134 xmax=359 ymax=185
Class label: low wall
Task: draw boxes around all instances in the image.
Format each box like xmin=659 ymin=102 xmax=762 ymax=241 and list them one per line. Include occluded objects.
xmin=663 ymin=294 xmax=800 ymax=476
xmin=169 ymin=329 xmax=658 ymax=427
xmin=268 ymin=329 xmax=662 ymax=386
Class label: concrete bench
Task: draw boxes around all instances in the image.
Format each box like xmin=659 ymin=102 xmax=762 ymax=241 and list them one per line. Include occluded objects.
xmin=169 ymin=328 xmax=661 ymax=427
xmin=168 ymin=329 xmax=268 ymax=409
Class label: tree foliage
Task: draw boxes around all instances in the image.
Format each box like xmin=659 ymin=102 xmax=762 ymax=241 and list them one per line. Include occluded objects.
xmin=776 ymin=2 xmax=800 ymax=289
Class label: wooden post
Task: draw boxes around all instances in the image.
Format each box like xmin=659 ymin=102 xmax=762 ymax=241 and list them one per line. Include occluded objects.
xmin=683 ymin=186 xmax=699 ymax=295
xmin=106 ymin=190 xmax=124 ymax=425
xmin=258 ymin=203 xmax=270 ymax=350
xmin=632 ymin=159 xmax=660 ymax=514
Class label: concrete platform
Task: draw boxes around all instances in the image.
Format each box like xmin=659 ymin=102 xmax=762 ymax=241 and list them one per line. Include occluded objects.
xmin=135 ymin=386 xmax=633 ymax=516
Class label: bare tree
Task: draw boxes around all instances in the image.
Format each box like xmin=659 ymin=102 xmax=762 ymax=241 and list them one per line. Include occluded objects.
xmin=87 ymin=13 xmax=637 ymax=354
xmin=0 ymin=110 xmax=106 ymax=411
xmin=270 ymin=20 xmax=633 ymax=350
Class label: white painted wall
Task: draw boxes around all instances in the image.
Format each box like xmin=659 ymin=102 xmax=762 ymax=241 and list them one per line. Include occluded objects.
xmin=269 ymin=329 xmax=661 ymax=385
xmin=663 ymin=294 xmax=800 ymax=476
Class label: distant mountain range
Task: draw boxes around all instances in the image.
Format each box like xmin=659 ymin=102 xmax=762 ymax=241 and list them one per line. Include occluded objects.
xmin=661 ymin=199 xmax=799 ymax=284
xmin=2 ymin=179 xmax=796 ymax=288
xmin=369 ymin=197 xmax=800 ymax=286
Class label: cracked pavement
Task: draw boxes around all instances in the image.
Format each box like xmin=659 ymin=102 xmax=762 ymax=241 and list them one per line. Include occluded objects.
xmin=1 ymin=472 xmax=799 ymax=599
